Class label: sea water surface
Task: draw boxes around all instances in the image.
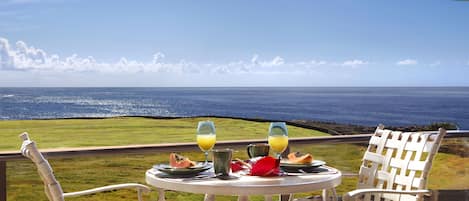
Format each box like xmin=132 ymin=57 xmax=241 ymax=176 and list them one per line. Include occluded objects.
xmin=0 ymin=87 xmax=468 ymax=128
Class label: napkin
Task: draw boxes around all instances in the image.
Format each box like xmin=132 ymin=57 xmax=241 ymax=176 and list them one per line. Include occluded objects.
xmin=250 ymin=156 xmax=280 ymax=177
xmin=230 ymin=161 xmax=245 ymax=172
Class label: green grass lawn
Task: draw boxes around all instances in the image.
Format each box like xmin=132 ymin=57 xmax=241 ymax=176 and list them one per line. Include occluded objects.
xmin=0 ymin=117 xmax=326 ymax=150
xmin=1 ymin=117 xmax=467 ymax=201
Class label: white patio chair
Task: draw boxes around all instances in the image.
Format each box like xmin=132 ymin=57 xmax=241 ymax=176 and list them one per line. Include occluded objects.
xmin=343 ymin=125 xmax=446 ymax=201
xmin=19 ymin=132 xmax=152 ymax=201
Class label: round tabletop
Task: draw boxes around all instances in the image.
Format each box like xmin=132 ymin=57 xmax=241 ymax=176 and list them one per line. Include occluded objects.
xmin=145 ymin=167 xmax=342 ymax=196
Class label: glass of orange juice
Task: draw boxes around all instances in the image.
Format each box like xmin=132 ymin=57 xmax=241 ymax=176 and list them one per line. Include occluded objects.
xmin=268 ymin=122 xmax=288 ymax=159
xmin=197 ymin=120 xmax=216 ymax=164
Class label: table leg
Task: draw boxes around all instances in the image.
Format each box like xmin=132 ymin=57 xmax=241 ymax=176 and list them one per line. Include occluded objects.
xmin=157 ymin=188 xmax=166 ymax=201
xmin=237 ymin=195 xmax=248 ymax=201
xmin=322 ymin=189 xmax=328 ymax=201
xmin=204 ymin=194 xmax=215 ymax=201
xmin=264 ymin=195 xmax=273 ymax=201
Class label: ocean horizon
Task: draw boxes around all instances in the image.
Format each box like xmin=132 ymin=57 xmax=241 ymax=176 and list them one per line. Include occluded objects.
xmin=1 ymin=87 xmax=468 ymax=128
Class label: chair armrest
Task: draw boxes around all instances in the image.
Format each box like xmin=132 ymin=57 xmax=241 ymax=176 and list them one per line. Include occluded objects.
xmin=63 ymin=183 xmax=151 ymax=197
xmin=343 ymin=189 xmax=431 ymax=201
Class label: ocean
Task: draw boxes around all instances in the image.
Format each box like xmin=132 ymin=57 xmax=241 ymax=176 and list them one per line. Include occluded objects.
xmin=1 ymin=87 xmax=468 ymax=128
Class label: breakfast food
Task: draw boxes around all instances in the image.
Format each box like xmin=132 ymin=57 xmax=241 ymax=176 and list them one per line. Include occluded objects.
xmin=287 ymin=152 xmax=313 ymax=164
xmin=169 ymin=153 xmax=197 ymax=168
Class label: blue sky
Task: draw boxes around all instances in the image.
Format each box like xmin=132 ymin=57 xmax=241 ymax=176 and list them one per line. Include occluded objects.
xmin=0 ymin=0 xmax=468 ymax=87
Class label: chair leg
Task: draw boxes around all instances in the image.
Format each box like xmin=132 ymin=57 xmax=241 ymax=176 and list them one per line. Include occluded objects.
xmin=138 ymin=189 xmax=143 ymax=201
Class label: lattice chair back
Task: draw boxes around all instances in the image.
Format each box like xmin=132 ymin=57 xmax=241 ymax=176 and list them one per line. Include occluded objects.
xmin=20 ymin=132 xmax=65 ymax=201
xmin=356 ymin=125 xmax=446 ymax=201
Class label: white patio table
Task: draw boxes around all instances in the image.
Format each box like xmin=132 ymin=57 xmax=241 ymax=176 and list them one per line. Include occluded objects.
xmin=145 ymin=166 xmax=341 ymax=201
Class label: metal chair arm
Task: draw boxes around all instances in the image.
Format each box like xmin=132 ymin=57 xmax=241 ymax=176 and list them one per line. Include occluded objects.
xmin=63 ymin=183 xmax=151 ymax=200
xmin=343 ymin=188 xmax=431 ymax=201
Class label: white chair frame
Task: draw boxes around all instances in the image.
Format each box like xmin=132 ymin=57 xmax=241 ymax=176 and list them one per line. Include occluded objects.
xmin=19 ymin=132 xmax=151 ymax=201
xmin=343 ymin=125 xmax=446 ymax=201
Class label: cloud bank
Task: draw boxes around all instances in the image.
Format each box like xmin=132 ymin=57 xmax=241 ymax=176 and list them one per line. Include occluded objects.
xmin=341 ymin=59 xmax=368 ymax=67
xmin=396 ymin=59 xmax=418 ymax=65
xmin=0 ymin=37 xmax=373 ymax=74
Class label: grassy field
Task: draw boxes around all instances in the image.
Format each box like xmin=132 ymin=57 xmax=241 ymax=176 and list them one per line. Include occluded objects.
xmin=0 ymin=117 xmax=467 ymax=201
xmin=0 ymin=117 xmax=326 ymax=150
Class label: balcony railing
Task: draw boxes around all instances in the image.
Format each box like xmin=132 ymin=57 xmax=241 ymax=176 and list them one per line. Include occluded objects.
xmin=0 ymin=130 xmax=467 ymax=201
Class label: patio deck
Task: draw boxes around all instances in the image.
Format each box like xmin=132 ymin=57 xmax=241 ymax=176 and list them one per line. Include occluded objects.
xmin=1 ymin=131 xmax=467 ymax=201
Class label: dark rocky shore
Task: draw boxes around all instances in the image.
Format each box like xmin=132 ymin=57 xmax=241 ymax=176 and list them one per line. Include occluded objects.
xmin=289 ymin=119 xmax=458 ymax=135
xmin=46 ymin=115 xmax=459 ymax=134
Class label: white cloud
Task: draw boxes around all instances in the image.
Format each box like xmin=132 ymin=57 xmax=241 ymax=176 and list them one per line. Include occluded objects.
xmin=341 ymin=59 xmax=368 ymax=67
xmin=0 ymin=37 xmax=195 ymax=73
xmin=251 ymin=55 xmax=284 ymax=67
xmin=0 ymin=37 xmax=234 ymax=73
xmin=0 ymin=38 xmax=15 ymax=70
xmin=268 ymin=56 xmax=284 ymax=66
xmin=0 ymin=37 xmax=377 ymax=75
xmin=295 ymin=60 xmax=328 ymax=67
xmin=396 ymin=59 xmax=418 ymax=65
xmin=152 ymin=52 xmax=165 ymax=64
xmin=250 ymin=54 xmax=259 ymax=65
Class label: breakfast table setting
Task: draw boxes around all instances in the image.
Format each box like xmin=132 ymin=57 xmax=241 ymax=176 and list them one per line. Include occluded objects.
xmin=145 ymin=121 xmax=342 ymax=201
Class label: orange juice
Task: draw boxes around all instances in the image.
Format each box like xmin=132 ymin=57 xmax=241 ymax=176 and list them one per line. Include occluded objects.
xmin=197 ymin=134 xmax=216 ymax=151
xmin=268 ymin=135 xmax=288 ymax=153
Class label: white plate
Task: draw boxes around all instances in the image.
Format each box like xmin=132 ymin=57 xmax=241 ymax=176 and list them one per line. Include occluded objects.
xmin=280 ymin=160 xmax=326 ymax=168
xmin=153 ymin=163 xmax=212 ymax=175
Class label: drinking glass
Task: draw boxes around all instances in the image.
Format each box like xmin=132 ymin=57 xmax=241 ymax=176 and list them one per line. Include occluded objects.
xmin=212 ymin=149 xmax=233 ymax=177
xmin=268 ymin=122 xmax=289 ymax=159
xmin=196 ymin=120 xmax=216 ymax=164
